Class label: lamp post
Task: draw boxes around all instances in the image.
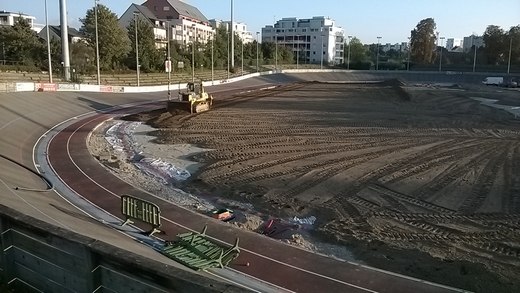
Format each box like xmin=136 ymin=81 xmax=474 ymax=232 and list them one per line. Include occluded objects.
xmin=320 ymin=28 xmax=324 ymax=69
xmin=44 ymin=0 xmax=52 ymax=82
xmin=275 ymin=34 xmax=278 ymax=71
xmin=347 ymin=35 xmax=352 ymax=70
xmin=227 ymin=28 xmax=230 ymax=79
xmin=241 ymin=38 xmax=244 ymax=75
xmin=192 ymin=24 xmax=196 ymax=83
xmin=230 ymin=0 xmax=234 ymax=70
xmin=407 ymin=37 xmax=411 ymax=71
xmin=472 ymin=36 xmax=477 ymax=73
xmin=256 ymin=32 xmax=259 ymax=72
xmin=376 ymin=36 xmax=381 ymax=70
xmin=211 ymin=34 xmax=214 ymax=84
xmin=133 ymin=12 xmax=140 ymax=87
xmin=439 ymin=36 xmax=445 ymax=72
xmin=507 ymin=35 xmax=513 ymax=74
xmin=94 ymin=0 xmax=100 ymax=85
xmin=167 ymin=21 xmax=171 ymax=100
xmin=296 ymin=34 xmax=300 ymax=69
xmin=59 ymin=0 xmax=70 ymax=81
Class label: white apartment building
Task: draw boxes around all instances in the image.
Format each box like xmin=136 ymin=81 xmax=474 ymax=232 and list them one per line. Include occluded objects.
xmin=120 ymin=4 xmax=169 ymax=48
xmin=463 ymin=35 xmax=484 ymax=52
xmin=209 ymin=19 xmax=255 ymax=44
xmin=261 ymin=16 xmax=345 ymax=65
xmin=446 ymin=38 xmax=463 ymax=51
xmin=0 ymin=11 xmax=44 ymax=33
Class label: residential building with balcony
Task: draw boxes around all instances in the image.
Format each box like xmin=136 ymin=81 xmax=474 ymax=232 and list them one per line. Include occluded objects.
xmin=209 ymin=19 xmax=255 ymax=44
xmin=0 ymin=11 xmax=44 ymax=33
xmin=119 ymin=4 xmax=169 ymax=48
xmin=261 ymin=16 xmax=345 ymax=65
xmin=141 ymin=0 xmax=214 ymax=45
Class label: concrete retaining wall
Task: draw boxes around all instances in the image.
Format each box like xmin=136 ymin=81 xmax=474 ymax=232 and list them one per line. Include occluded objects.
xmin=2 ymin=69 xmax=512 ymax=94
xmin=0 ymin=204 xmax=249 ymax=293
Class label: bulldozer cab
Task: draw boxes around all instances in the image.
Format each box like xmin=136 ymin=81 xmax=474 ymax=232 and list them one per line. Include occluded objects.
xmin=187 ymin=82 xmax=202 ymax=94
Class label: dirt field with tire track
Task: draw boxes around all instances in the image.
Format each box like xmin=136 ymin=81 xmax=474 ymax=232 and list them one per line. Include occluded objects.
xmin=117 ymin=80 xmax=520 ymax=292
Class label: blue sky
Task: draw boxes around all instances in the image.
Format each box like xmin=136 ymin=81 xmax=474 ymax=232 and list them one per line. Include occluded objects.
xmin=3 ymin=0 xmax=519 ymax=44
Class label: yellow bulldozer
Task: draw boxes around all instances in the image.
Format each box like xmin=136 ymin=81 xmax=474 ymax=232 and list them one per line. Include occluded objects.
xmin=167 ymin=81 xmax=213 ymax=114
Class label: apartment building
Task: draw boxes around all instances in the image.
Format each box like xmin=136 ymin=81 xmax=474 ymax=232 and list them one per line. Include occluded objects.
xmin=463 ymin=35 xmax=484 ymax=52
xmin=0 ymin=11 xmax=44 ymax=33
xmin=119 ymin=4 xmax=170 ymax=48
xmin=446 ymin=38 xmax=463 ymax=51
xmin=209 ymin=19 xmax=255 ymax=44
xmin=261 ymin=16 xmax=345 ymax=65
xmin=141 ymin=0 xmax=214 ymax=45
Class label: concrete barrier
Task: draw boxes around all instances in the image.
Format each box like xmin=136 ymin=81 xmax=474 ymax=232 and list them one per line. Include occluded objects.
xmin=0 ymin=204 xmax=249 ymax=293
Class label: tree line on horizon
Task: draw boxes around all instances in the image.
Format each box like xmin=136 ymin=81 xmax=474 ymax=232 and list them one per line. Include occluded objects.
xmin=0 ymin=5 xmax=518 ymax=75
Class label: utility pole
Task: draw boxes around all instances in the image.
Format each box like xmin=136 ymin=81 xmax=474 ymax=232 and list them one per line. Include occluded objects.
xmin=256 ymin=32 xmax=259 ymax=72
xmin=211 ymin=34 xmax=214 ymax=84
xmin=230 ymin=0 xmax=234 ymax=70
xmin=167 ymin=21 xmax=171 ymax=100
xmin=296 ymin=34 xmax=299 ymax=69
xmin=439 ymin=36 xmax=445 ymax=72
xmin=275 ymin=34 xmax=278 ymax=71
xmin=241 ymin=38 xmax=244 ymax=75
xmin=507 ymin=36 xmax=513 ymax=74
xmin=320 ymin=29 xmax=324 ymax=69
xmin=376 ymin=36 xmax=381 ymax=70
xmin=94 ymin=0 xmax=100 ymax=85
xmin=134 ymin=12 xmax=140 ymax=87
xmin=44 ymin=0 xmax=53 ymax=82
xmin=192 ymin=24 xmax=196 ymax=83
xmin=472 ymin=37 xmax=477 ymax=73
xmin=407 ymin=37 xmax=411 ymax=71
xmin=59 ymin=0 xmax=70 ymax=81
xmin=347 ymin=36 xmax=352 ymax=70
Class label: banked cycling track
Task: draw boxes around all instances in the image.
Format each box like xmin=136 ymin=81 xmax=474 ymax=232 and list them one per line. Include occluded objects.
xmin=0 ymin=72 xmax=475 ymax=293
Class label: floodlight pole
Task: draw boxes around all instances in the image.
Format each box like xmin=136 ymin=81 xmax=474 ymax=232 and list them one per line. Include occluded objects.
xmin=167 ymin=21 xmax=171 ymax=100
xmin=44 ymin=0 xmax=53 ymax=82
xmin=134 ymin=13 xmax=140 ymax=87
xmin=59 ymin=0 xmax=71 ymax=81
xmin=507 ymin=36 xmax=513 ymax=74
xmin=347 ymin=36 xmax=352 ymax=70
xmin=376 ymin=36 xmax=381 ymax=71
xmin=94 ymin=0 xmax=101 ymax=85
xmin=256 ymin=32 xmax=259 ymax=72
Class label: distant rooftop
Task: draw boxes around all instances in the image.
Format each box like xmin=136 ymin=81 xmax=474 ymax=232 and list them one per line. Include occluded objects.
xmin=0 ymin=11 xmax=35 ymax=18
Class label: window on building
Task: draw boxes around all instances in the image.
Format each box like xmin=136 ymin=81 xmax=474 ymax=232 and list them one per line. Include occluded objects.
xmin=154 ymin=6 xmax=158 ymax=11
xmin=164 ymin=6 xmax=170 ymax=11
xmin=313 ymin=51 xmax=316 ymax=55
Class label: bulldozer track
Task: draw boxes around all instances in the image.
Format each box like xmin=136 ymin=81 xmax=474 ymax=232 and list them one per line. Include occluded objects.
xmin=371 ymin=211 xmax=520 ymax=222
xmin=200 ymin=138 xmax=420 ymax=183
xmin=368 ymin=184 xmax=456 ymax=214
xmin=378 ymin=139 xmax=488 ymax=184
xmin=507 ymin=144 xmax=520 ymax=214
xmin=411 ymin=144 xmax=498 ymax=202
xmin=269 ymin=139 xmax=436 ymax=203
xmin=458 ymin=142 xmax=513 ymax=213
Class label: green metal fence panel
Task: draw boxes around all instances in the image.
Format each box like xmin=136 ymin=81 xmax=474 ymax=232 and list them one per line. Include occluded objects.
xmin=121 ymin=195 xmax=161 ymax=236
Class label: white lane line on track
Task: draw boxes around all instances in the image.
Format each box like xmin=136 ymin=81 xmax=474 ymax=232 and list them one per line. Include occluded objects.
xmin=56 ymin=112 xmax=379 ymax=293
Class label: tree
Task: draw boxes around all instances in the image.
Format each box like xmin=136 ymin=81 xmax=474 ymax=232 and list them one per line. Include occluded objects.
xmin=410 ymin=18 xmax=437 ymax=63
xmin=508 ymin=25 xmax=520 ymax=66
xmin=345 ymin=37 xmax=366 ymax=63
xmin=79 ymin=4 xmax=130 ymax=70
xmin=483 ymin=25 xmax=506 ymax=65
xmin=0 ymin=16 xmax=43 ymax=66
xmin=127 ymin=17 xmax=162 ymax=72
xmin=70 ymin=41 xmax=95 ymax=73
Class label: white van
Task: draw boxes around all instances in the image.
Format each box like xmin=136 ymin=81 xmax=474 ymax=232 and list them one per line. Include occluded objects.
xmin=482 ymin=77 xmax=503 ymax=86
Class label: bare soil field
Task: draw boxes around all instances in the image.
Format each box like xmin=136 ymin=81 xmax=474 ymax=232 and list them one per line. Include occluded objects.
xmin=114 ymin=81 xmax=520 ymax=292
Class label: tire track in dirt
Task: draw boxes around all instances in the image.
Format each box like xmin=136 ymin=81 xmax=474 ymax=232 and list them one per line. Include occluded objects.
xmin=378 ymin=139 xmax=489 ymax=185
xmin=458 ymin=142 xmax=514 ymax=213
xmin=410 ymin=141 xmax=499 ymax=202
xmin=507 ymin=143 xmax=520 ymax=214
xmin=200 ymin=138 xmax=420 ymax=183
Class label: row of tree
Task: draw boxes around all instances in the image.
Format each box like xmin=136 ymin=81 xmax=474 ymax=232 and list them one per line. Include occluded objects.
xmin=0 ymin=7 xmax=518 ymax=74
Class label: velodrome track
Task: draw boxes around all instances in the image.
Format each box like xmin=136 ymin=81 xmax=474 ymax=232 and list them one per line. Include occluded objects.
xmin=0 ymin=71 xmax=480 ymax=292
